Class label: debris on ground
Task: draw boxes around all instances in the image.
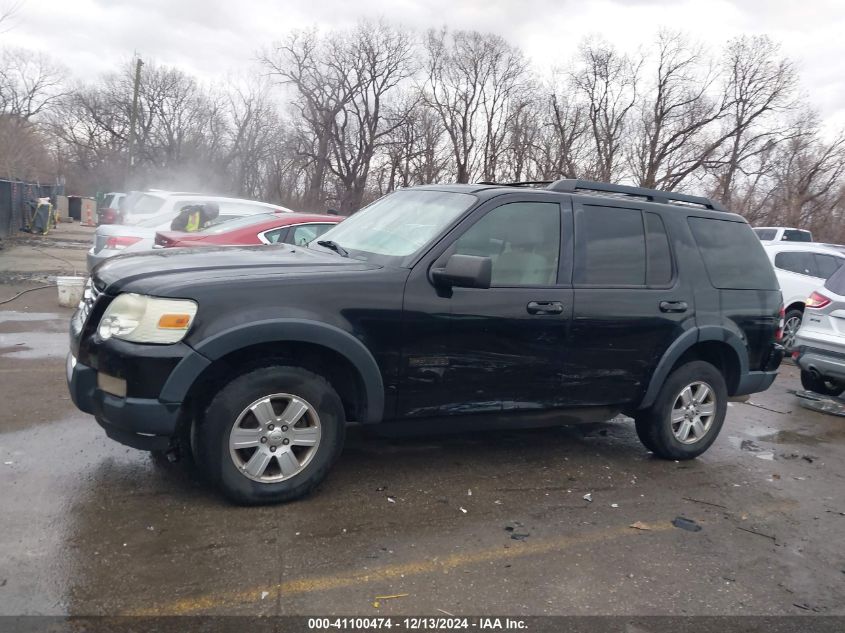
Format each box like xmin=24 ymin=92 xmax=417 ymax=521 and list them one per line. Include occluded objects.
xmin=260 ymin=591 xmax=269 ymax=600
xmin=736 ymin=526 xmax=776 ymax=542
xmin=744 ymin=400 xmax=790 ymax=414
xmin=683 ymin=497 xmax=727 ymax=509
xmin=672 ymin=516 xmax=702 ymax=532
xmin=629 ymin=521 xmax=652 ymax=531
xmin=373 ymin=593 xmax=409 ymax=609
xmin=387 ymin=496 xmax=396 ymax=503
xmin=459 ymin=506 xmax=467 ymax=513
xmin=467 ymin=489 xmax=472 ymax=496
xmin=437 ymin=609 xmax=454 ymax=616
xmin=740 ymin=439 xmax=762 ymax=452
xmin=610 ymin=503 xmax=619 ymax=508
xmin=795 ymin=390 xmax=845 ymax=417
xmin=375 ymin=486 xmax=386 ymax=492
xmin=756 ymin=452 xmax=775 ymax=461
xmin=504 ymin=525 xmax=530 ymax=540
xmin=583 ymin=493 xmax=592 ymax=502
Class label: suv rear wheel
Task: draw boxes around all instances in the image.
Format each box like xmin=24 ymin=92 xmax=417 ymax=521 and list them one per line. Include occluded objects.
xmin=196 ymin=365 xmax=346 ymax=505
xmin=800 ymin=370 xmax=845 ymax=397
xmin=635 ymin=361 xmax=727 ymax=460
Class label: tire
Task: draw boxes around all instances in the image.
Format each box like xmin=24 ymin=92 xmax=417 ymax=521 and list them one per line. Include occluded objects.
xmin=195 ymin=365 xmax=346 ymax=505
xmin=634 ymin=361 xmax=728 ymax=460
xmin=782 ymin=309 xmax=803 ymax=350
xmin=800 ymin=370 xmax=845 ymax=397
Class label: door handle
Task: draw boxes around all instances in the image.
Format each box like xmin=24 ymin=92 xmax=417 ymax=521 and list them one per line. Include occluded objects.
xmin=527 ymin=301 xmax=564 ymax=315
xmin=659 ymin=300 xmax=688 ymax=313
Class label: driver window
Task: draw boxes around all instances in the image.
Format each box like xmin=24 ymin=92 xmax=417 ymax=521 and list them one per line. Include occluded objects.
xmin=453 ymin=202 xmax=560 ymax=286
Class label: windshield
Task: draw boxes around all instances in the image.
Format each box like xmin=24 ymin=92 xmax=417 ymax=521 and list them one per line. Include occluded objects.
xmin=311 ymin=190 xmax=476 ymax=264
xmin=782 ymin=229 xmax=812 ymax=242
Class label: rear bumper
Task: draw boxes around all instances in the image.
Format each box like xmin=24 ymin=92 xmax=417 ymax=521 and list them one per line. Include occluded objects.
xmin=87 ymin=249 xmax=110 ymax=272
xmin=732 ymin=343 xmax=784 ymax=396
xmin=67 ymin=352 xmax=181 ymax=451
xmin=795 ymin=345 xmax=845 ymax=382
xmin=734 ymin=371 xmax=779 ymax=396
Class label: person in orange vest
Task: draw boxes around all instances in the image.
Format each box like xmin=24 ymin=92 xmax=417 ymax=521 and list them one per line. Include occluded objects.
xmin=170 ymin=202 xmax=220 ymax=232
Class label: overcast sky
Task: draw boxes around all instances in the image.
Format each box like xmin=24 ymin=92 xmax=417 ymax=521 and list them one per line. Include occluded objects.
xmin=5 ymin=0 xmax=845 ymax=130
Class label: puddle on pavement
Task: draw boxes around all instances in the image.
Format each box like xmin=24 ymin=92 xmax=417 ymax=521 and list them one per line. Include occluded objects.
xmin=0 ymin=331 xmax=68 ymax=359
xmin=0 ymin=311 xmax=66 ymax=324
xmin=757 ymin=430 xmax=822 ymax=445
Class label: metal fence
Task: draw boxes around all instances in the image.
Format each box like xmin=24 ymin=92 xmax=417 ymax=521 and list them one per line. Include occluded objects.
xmin=0 ymin=179 xmax=65 ymax=238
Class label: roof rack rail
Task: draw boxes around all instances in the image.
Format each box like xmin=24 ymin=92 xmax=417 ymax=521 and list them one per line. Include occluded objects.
xmin=545 ymin=179 xmax=727 ymax=211
xmin=476 ymin=180 xmax=554 ymax=188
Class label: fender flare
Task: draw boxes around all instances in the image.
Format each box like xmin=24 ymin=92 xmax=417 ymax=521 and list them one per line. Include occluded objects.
xmin=638 ymin=326 xmax=749 ymax=409
xmin=159 ymin=319 xmax=385 ymax=423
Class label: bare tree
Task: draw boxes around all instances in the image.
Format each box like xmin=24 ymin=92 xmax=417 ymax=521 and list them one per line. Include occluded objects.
xmin=536 ymin=73 xmax=590 ymax=179
xmin=262 ymin=29 xmax=361 ymax=209
xmin=424 ymin=29 xmax=528 ymax=183
xmin=0 ymin=47 xmax=65 ymax=119
xmin=707 ymin=35 xmax=797 ymax=206
xmin=629 ymin=31 xmax=731 ymax=190
xmin=571 ymin=39 xmax=640 ymax=181
xmin=327 ymin=22 xmax=416 ymax=212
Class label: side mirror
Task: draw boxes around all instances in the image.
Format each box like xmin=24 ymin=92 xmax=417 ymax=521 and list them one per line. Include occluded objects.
xmin=431 ymin=254 xmax=492 ymax=289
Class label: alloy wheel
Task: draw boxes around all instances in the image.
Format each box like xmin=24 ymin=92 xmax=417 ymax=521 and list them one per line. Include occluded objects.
xmin=671 ymin=381 xmax=717 ymax=444
xmin=228 ymin=393 xmax=322 ymax=483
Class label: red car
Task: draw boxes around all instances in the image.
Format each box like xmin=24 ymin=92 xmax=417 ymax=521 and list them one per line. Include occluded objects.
xmin=155 ymin=212 xmax=342 ymax=248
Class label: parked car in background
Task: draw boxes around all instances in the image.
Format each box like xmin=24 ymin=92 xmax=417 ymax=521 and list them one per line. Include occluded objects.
xmin=793 ymin=265 xmax=845 ymax=396
xmin=97 ymin=192 xmax=126 ymax=225
xmin=753 ymin=226 xmax=813 ymax=242
xmin=763 ymin=242 xmax=845 ymax=348
xmin=155 ymin=212 xmax=342 ymax=248
xmin=87 ymin=195 xmax=292 ymax=270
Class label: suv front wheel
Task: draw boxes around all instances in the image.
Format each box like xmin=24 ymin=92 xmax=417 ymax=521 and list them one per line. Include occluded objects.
xmin=635 ymin=361 xmax=727 ymax=460
xmin=196 ymin=365 xmax=346 ymax=505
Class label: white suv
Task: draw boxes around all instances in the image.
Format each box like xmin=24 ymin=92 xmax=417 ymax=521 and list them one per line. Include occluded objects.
xmin=763 ymin=243 xmax=845 ymax=348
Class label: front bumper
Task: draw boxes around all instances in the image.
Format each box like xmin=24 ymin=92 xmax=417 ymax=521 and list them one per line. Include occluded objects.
xmin=67 ymin=351 xmax=184 ymax=451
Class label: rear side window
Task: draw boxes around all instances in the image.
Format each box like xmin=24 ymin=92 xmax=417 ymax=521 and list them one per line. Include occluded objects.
xmin=688 ymin=217 xmax=778 ymax=290
xmin=774 ymin=251 xmax=816 ymax=277
xmin=574 ymin=205 xmax=646 ymax=286
xmin=753 ymin=228 xmax=777 ymax=241
xmin=814 ymin=254 xmax=843 ymax=279
xmin=825 ymin=265 xmax=845 ymax=295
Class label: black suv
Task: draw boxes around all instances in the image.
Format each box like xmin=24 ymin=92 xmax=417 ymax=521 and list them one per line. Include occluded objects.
xmin=67 ymin=180 xmax=784 ymax=504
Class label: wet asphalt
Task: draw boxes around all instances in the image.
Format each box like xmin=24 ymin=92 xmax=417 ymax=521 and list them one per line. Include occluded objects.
xmin=1 ymin=283 xmax=844 ymax=617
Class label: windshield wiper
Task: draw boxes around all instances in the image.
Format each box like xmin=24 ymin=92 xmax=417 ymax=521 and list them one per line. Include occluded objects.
xmin=316 ymin=240 xmax=349 ymax=257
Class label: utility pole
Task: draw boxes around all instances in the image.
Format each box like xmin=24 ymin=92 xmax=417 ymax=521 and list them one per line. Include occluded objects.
xmin=126 ymin=57 xmax=144 ymax=183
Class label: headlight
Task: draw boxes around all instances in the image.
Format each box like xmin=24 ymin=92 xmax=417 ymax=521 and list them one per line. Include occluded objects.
xmin=98 ymin=293 xmax=198 ymax=344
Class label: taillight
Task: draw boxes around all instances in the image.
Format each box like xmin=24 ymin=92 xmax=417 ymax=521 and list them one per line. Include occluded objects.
xmin=775 ymin=306 xmax=785 ymax=341
xmin=806 ymin=291 xmax=831 ymax=309
xmin=105 ymin=236 xmax=142 ymax=250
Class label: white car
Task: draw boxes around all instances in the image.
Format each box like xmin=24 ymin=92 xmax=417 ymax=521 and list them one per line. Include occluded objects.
xmin=763 ymin=242 xmax=845 ymax=348
xmin=753 ymin=226 xmax=813 ymax=243
xmin=87 ymin=194 xmax=292 ymax=271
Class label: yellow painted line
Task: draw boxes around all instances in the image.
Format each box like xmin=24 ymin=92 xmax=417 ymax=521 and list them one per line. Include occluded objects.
xmin=128 ymin=521 xmax=672 ymax=615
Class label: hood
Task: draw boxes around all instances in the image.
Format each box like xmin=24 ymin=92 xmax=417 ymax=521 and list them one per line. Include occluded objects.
xmin=92 ymin=244 xmax=378 ymax=293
